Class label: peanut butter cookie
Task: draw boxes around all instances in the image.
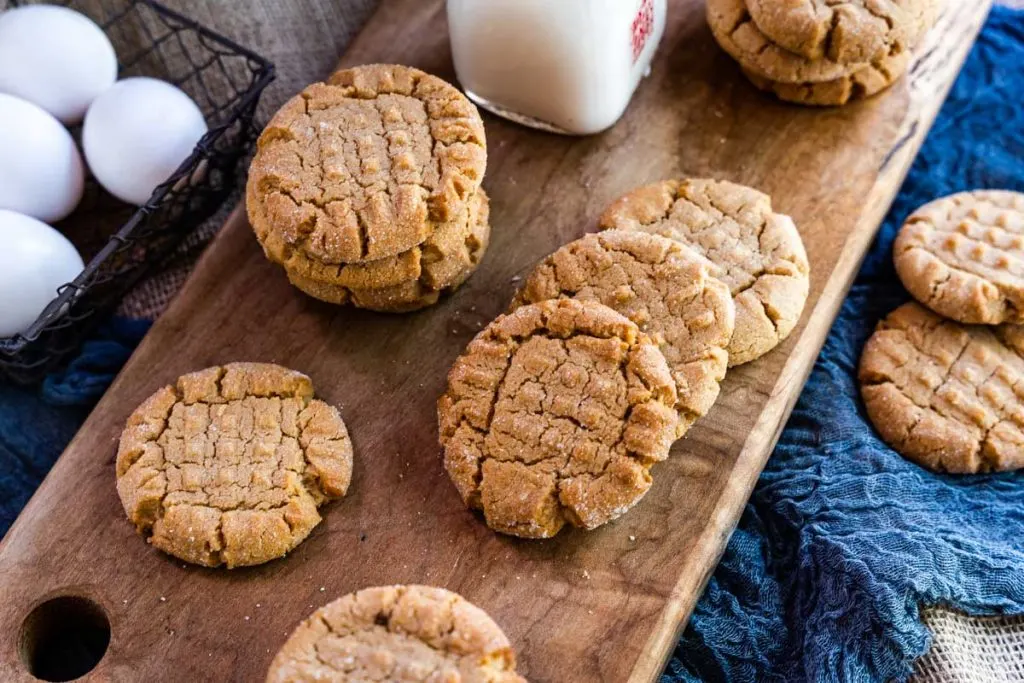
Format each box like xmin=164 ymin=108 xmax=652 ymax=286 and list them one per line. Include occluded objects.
xmin=707 ymin=0 xmax=873 ymax=83
xmin=246 ymin=63 xmax=486 ymax=266
xmin=511 ymin=230 xmax=735 ymax=434
xmin=860 ymin=302 xmax=1024 ymax=473
xmin=894 ymin=190 xmax=1024 ymax=325
xmin=116 ymin=363 xmax=353 ymax=568
xmin=286 ymin=189 xmax=490 ymax=312
xmin=743 ymin=47 xmax=911 ymax=106
xmin=438 ymin=298 xmax=680 ymax=538
xmin=746 ymin=0 xmax=933 ymax=64
xmin=266 ymin=585 xmax=525 ymax=683
xmin=600 ymin=178 xmax=810 ymax=367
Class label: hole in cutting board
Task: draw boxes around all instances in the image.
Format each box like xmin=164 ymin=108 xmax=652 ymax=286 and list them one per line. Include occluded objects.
xmin=19 ymin=596 xmax=111 ymax=682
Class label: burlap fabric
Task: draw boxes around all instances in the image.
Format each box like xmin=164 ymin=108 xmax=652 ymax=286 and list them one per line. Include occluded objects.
xmin=117 ymin=0 xmax=378 ymax=318
xmin=116 ymin=1 xmax=1024 ymax=680
xmin=915 ymin=606 xmax=1024 ymax=683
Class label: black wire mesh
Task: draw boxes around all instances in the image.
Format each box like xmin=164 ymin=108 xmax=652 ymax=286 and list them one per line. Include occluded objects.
xmin=0 ymin=0 xmax=274 ymax=384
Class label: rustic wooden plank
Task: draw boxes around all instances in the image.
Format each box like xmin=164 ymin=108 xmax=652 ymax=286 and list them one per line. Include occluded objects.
xmin=0 ymin=1 xmax=991 ymax=681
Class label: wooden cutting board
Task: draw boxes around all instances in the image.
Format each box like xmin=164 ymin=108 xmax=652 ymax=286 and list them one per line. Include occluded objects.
xmin=0 ymin=1 xmax=992 ymax=681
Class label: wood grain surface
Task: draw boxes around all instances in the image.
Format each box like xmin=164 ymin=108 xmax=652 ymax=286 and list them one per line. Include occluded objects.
xmin=0 ymin=1 xmax=992 ymax=681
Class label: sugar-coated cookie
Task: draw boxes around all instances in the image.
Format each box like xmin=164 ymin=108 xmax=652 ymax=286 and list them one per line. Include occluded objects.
xmin=511 ymin=230 xmax=735 ymax=434
xmin=599 ymin=178 xmax=810 ymax=366
xmin=746 ymin=0 xmax=933 ymax=63
xmin=894 ymin=190 xmax=1024 ymax=325
xmin=116 ymin=362 xmax=352 ymax=568
xmin=266 ymin=585 xmax=525 ymax=683
xmin=247 ymin=63 xmax=486 ymax=263
xmin=860 ymin=302 xmax=1024 ymax=473
xmin=438 ymin=299 xmax=680 ymax=538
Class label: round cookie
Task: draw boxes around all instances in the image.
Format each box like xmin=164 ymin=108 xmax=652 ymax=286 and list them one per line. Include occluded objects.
xmin=287 ymin=190 xmax=490 ymax=312
xmin=743 ymin=47 xmax=911 ymax=106
xmin=599 ymin=178 xmax=810 ymax=367
xmin=438 ymin=298 xmax=680 ymax=538
xmin=511 ymin=230 xmax=735 ymax=434
xmin=894 ymin=190 xmax=1024 ymax=325
xmin=859 ymin=302 xmax=1024 ymax=473
xmin=707 ymin=0 xmax=877 ymax=83
xmin=116 ymin=362 xmax=353 ymax=568
xmin=246 ymin=63 xmax=486 ymax=266
xmin=266 ymin=585 xmax=525 ymax=683
xmin=746 ymin=0 xmax=932 ymax=63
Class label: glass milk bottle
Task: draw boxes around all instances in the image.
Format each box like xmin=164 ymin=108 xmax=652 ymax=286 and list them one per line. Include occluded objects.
xmin=447 ymin=0 xmax=667 ymax=135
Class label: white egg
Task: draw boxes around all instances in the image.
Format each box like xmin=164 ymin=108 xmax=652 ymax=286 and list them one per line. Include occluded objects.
xmin=0 ymin=94 xmax=85 ymax=223
xmin=0 ymin=210 xmax=84 ymax=338
xmin=83 ymin=77 xmax=208 ymax=206
xmin=0 ymin=5 xmax=118 ymax=124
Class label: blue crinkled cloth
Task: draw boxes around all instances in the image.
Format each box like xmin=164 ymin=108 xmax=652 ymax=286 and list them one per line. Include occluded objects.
xmin=1 ymin=7 xmax=1022 ymax=682
xmin=662 ymin=6 xmax=1024 ymax=683
xmin=0 ymin=317 xmax=149 ymax=530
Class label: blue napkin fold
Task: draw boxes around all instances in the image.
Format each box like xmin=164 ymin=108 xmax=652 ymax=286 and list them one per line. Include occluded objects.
xmin=663 ymin=7 xmax=1024 ymax=682
xmin=0 ymin=318 xmax=148 ymax=531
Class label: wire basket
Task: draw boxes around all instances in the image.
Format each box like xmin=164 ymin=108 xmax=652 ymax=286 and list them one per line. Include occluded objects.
xmin=0 ymin=0 xmax=274 ymax=384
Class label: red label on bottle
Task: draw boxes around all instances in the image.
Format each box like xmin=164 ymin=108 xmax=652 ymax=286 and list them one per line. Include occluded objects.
xmin=632 ymin=0 xmax=655 ymax=63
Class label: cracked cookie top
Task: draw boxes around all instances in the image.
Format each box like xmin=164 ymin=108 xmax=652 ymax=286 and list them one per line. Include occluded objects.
xmin=859 ymin=302 xmax=1024 ymax=473
xmin=438 ymin=298 xmax=680 ymax=539
xmin=599 ymin=178 xmax=809 ymax=367
xmin=246 ymin=64 xmax=486 ymax=265
xmin=511 ymin=230 xmax=735 ymax=434
xmin=707 ymin=0 xmax=909 ymax=83
xmin=116 ymin=362 xmax=353 ymax=568
xmin=746 ymin=0 xmax=933 ymax=64
xmin=894 ymin=190 xmax=1024 ymax=325
xmin=266 ymin=585 xmax=525 ymax=683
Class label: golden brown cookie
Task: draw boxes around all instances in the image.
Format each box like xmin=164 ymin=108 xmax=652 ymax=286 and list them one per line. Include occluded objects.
xmin=860 ymin=302 xmax=1024 ymax=473
xmin=511 ymin=230 xmax=735 ymax=434
xmin=894 ymin=190 xmax=1024 ymax=325
xmin=438 ymin=298 xmax=680 ymax=538
xmin=278 ymin=188 xmax=488 ymax=291
xmin=266 ymin=585 xmax=525 ymax=683
xmin=745 ymin=0 xmax=933 ymax=64
xmin=116 ymin=362 xmax=353 ymax=568
xmin=743 ymin=47 xmax=911 ymax=106
xmin=704 ymin=0 xmax=921 ymax=85
xmin=707 ymin=0 xmax=872 ymax=83
xmin=246 ymin=63 xmax=486 ymax=266
xmin=287 ymin=190 xmax=491 ymax=312
xmin=599 ymin=178 xmax=810 ymax=367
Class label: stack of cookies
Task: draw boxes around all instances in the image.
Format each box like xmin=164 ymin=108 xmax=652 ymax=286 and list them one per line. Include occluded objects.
xmin=860 ymin=190 xmax=1024 ymax=475
xmin=438 ymin=178 xmax=811 ymax=539
xmin=707 ymin=0 xmax=938 ymax=106
xmin=246 ymin=64 xmax=490 ymax=313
